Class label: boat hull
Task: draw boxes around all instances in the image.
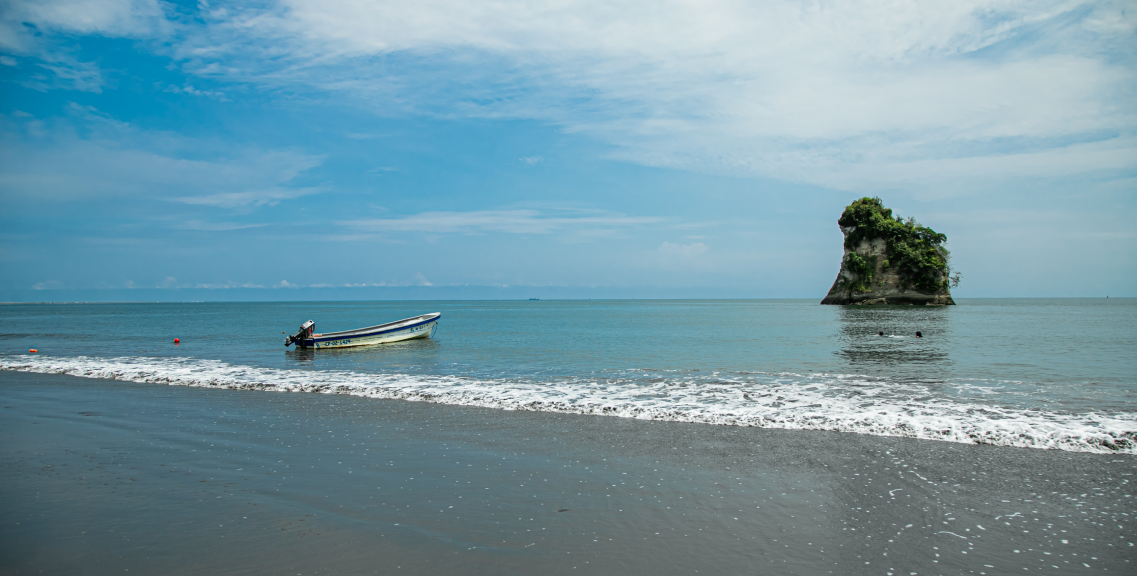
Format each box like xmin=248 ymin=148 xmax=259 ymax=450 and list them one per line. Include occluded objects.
xmin=301 ymin=314 xmax=439 ymax=350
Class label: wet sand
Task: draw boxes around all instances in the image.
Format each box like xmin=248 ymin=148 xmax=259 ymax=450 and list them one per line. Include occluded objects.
xmin=1 ymin=370 xmax=1133 ymax=575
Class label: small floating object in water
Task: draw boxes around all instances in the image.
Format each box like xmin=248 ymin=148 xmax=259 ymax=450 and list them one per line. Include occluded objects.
xmin=174 ymin=338 xmax=180 ymax=344
xmin=878 ymin=331 xmax=884 ymax=336
xmin=29 ymin=349 xmax=37 ymax=353
xmin=915 ymin=331 xmax=922 ymax=338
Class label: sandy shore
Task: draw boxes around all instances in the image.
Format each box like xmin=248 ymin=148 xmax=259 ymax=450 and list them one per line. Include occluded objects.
xmin=1 ymin=370 xmax=1133 ymax=575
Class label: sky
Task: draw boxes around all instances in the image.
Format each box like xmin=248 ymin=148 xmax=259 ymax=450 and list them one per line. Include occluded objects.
xmin=0 ymin=0 xmax=1134 ymax=300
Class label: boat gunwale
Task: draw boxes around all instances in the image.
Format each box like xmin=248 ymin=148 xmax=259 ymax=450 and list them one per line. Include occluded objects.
xmin=307 ymin=312 xmax=441 ymax=341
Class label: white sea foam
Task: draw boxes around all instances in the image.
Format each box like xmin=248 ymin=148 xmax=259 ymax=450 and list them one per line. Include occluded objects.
xmin=3 ymin=354 xmax=1134 ymax=454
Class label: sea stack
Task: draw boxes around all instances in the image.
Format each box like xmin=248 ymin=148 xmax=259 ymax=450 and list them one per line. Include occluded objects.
xmin=821 ymin=197 xmax=956 ymax=306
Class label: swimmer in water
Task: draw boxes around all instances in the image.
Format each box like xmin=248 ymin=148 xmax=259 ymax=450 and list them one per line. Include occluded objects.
xmin=916 ymin=331 xmax=922 ymax=338
xmin=878 ymin=331 xmax=884 ymax=336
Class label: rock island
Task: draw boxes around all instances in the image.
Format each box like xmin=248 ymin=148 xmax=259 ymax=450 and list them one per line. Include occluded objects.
xmin=821 ymin=197 xmax=956 ymax=305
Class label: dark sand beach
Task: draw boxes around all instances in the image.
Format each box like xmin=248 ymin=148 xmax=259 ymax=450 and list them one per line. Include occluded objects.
xmin=1 ymin=371 xmax=1133 ymax=575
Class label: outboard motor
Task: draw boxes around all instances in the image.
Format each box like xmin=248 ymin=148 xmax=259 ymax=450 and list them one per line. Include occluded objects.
xmin=285 ymin=320 xmax=315 ymax=348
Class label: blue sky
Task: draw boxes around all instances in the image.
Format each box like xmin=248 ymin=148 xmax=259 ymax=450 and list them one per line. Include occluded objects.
xmin=1 ymin=0 xmax=1134 ymax=300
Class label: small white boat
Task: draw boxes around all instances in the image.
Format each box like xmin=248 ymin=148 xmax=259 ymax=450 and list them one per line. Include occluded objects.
xmin=284 ymin=313 xmax=440 ymax=350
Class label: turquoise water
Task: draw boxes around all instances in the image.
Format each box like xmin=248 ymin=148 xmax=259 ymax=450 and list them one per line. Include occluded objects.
xmin=2 ymin=299 xmax=1134 ymax=451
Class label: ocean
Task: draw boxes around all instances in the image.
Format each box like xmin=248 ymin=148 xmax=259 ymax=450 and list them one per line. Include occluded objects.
xmin=1 ymin=299 xmax=1134 ymax=574
xmin=1 ymin=299 xmax=1134 ymax=453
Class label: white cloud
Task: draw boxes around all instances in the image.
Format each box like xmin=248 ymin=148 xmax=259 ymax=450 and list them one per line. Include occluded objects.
xmin=164 ymin=0 xmax=1136 ymax=194
xmin=2 ymin=0 xmax=167 ymax=42
xmin=31 ymin=279 xmax=63 ymax=290
xmin=193 ymin=282 xmax=266 ymax=289
xmin=19 ymin=56 xmax=106 ymax=93
xmin=0 ymin=108 xmax=326 ymax=206
xmin=173 ymin=186 xmax=325 ymax=208
xmin=658 ymin=241 xmax=709 ymax=258
xmin=163 ymin=83 xmax=228 ymax=100
xmin=173 ymin=221 xmax=271 ymax=231
xmin=339 ymin=209 xmax=662 ymax=235
xmin=1 ymin=0 xmax=170 ymax=91
xmin=520 ymin=155 xmax=542 ymax=165
xmin=4 ymin=0 xmax=1134 ymax=194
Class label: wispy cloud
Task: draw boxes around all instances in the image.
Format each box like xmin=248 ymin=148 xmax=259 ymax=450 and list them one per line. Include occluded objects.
xmin=339 ymin=209 xmax=662 ymax=235
xmin=162 ymin=83 xmax=228 ymax=100
xmin=1 ymin=0 xmax=170 ymax=91
xmin=658 ymin=241 xmax=708 ymax=258
xmin=0 ymin=108 xmax=326 ymax=204
xmin=193 ymin=282 xmax=266 ymax=289
xmin=172 ymin=220 xmax=271 ymax=231
xmin=158 ymin=0 xmax=1136 ymax=194
xmin=173 ymin=187 xmax=325 ymax=208
xmin=656 ymin=241 xmax=715 ymax=272
xmin=1 ymin=0 xmax=168 ymax=44
xmin=24 ymin=58 xmax=106 ymax=92
xmin=7 ymin=1 xmax=1134 ymax=193
xmin=1 ymin=0 xmax=1133 ymax=296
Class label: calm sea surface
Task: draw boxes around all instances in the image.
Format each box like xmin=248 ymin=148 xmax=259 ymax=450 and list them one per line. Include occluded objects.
xmin=1 ymin=298 xmax=1134 ymax=452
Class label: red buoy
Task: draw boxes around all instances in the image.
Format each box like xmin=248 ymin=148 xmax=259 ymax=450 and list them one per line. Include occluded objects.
xmin=29 ymin=349 xmax=37 ymax=353
xmin=174 ymin=338 xmax=180 ymax=344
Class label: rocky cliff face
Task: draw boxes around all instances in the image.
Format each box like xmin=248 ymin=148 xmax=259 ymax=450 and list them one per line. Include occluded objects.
xmin=821 ymin=198 xmax=955 ymax=306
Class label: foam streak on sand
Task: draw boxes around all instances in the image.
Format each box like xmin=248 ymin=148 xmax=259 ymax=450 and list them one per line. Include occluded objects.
xmin=3 ymin=355 xmax=1134 ymax=454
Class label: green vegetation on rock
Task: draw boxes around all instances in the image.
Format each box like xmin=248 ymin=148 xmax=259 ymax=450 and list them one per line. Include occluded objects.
xmin=838 ymin=197 xmax=951 ymax=292
xmin=842 ymin=252 xmax=877 ymax=293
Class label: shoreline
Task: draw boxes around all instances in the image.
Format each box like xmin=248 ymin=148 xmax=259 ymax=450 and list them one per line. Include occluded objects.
xmin=3 ymin=356 xmax=1134 ymax=456
xmin=2 ymin=371 xmax=1134 ymax=575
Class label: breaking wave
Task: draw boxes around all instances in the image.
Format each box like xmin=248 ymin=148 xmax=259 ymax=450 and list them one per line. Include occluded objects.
xmin=3 ymin=354 xmax=1134 ymax=454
